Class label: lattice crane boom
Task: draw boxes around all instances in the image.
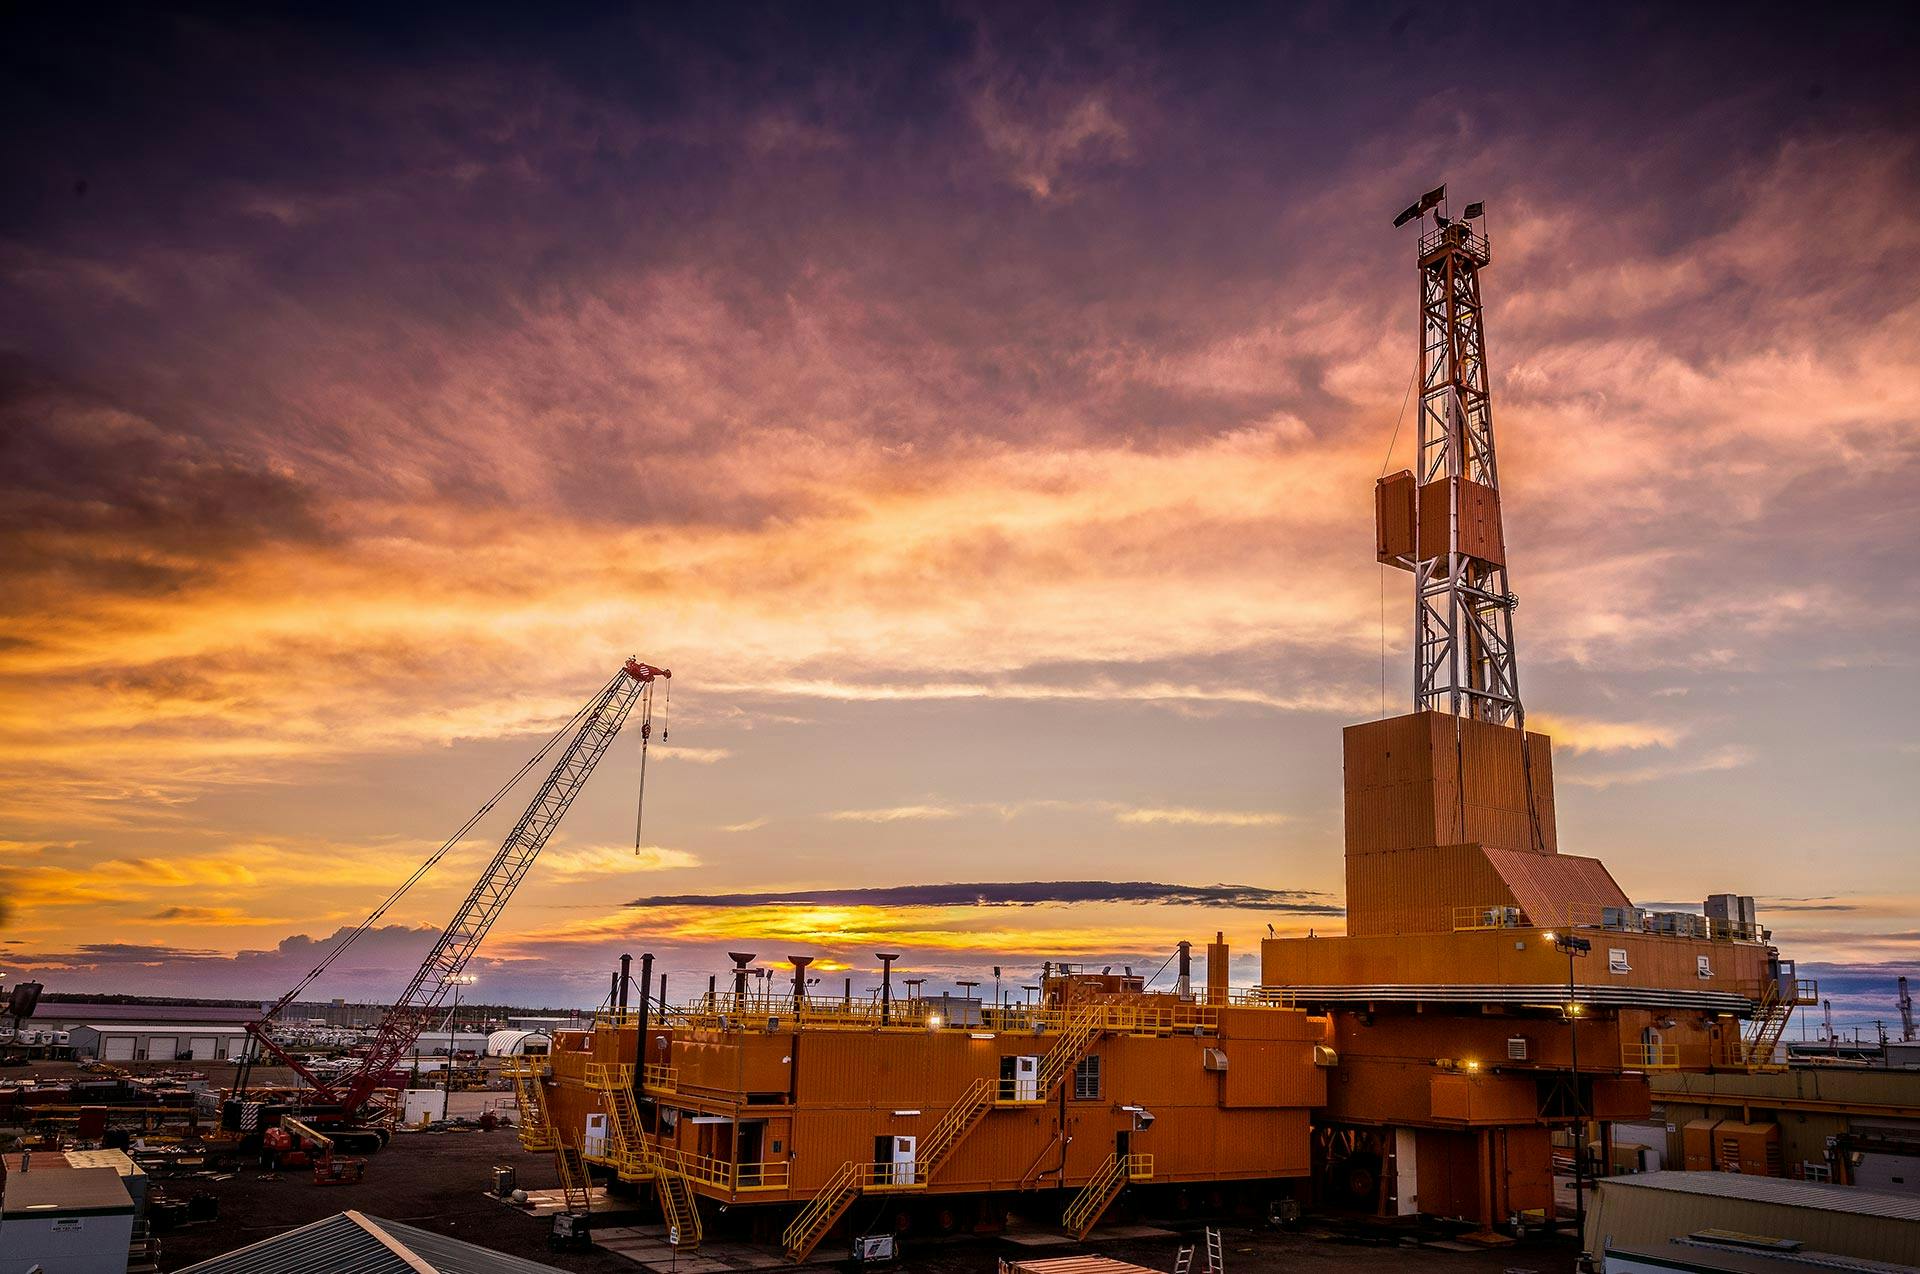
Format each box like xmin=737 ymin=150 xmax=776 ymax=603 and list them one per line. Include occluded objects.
xmin=242 ymin=658 xmax=668 ymax=1117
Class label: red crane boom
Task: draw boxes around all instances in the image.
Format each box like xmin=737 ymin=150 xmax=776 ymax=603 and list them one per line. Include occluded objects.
xmin=239 ymin=658 xmax=668 ymax=1119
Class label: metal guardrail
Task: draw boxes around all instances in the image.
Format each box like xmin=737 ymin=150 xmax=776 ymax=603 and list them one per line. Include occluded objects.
xmin=1621 ymin=1042 xmax=1680 ymax=1069
xmin=1450 ymin=902 xmax=1773 ymax=944
xmin=642 ymin=1064 xmax=678 ymax=1091
xmin=673 ymin=1150 xmax=790 ymax=1191
xmin=857 ymin=1160 xmax=928 ymax=1191
xmin=661 ymin=988 xmax=1293 ymax=1035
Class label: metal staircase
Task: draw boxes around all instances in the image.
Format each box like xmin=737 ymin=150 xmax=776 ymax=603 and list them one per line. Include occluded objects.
xmin=552 ymin=1135 xmax=593 ymax=1216
xmin=1035 ymin=1000 xmax=1106 ymax=1098
xmin=655 ymin=1148 xmax=706 ymax=1249
xmin=919 ymin=1077 xmax=993 ymax=1178
xmin=1062 ymin=1152 xmax=1152 ymax=1238
xmin=583 ymin=1062 xmax=657 ymax=1179
xmin=1734 ymin=975 xmax=1815 ymax=1071
xmin=583 ymin=1062 xmax=701 ymax=1249
xmin=506 ymin=1058 xmax=555 ymax=1151
xmin=783 ymin=1159 xmax=860 ymax=1263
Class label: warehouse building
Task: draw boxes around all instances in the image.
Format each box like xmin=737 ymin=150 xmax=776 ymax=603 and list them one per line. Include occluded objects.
xmin=67 ymin=1022 xmax=256 ymax=1063
xmin=1584 ymin=1171 xmax=1920 ymax=1270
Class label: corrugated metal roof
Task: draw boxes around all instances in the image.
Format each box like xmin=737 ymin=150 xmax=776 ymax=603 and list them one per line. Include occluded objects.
xmin=1482 ymin=847 xmax=1630 ymax=923
xmin=374 ymin=1217 xmax=571 ymax=1274
xmin=177 ymin=1211 xmax=567 ymax=1273
xmin=1601 ymin=1172 xmax=1920 ymax=1224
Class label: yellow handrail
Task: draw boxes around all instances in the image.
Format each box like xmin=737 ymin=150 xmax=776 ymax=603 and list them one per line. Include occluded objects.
xmin=782 ymin=1159 xmax=860 ymax=1261
xmin=1621 ymin=1042 xmax=1679 ymax=1069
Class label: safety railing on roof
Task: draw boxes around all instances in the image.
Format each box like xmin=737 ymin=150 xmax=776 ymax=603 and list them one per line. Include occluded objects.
xmin=1450 ymin=902 xmax=1773 ymax=943
xmin=642 ymin=1063 xmax=678 ymax=1092
xmin=658 ymin=987 xmax=1293 ymax=1034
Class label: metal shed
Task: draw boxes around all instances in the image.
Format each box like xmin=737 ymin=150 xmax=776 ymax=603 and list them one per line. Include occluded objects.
xmin=1585 ymin=1171 xmax=1920 ymax=1268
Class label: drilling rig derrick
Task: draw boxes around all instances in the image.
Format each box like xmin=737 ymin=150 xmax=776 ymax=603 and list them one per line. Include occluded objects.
xmin=1379 ymin=188 xmax=1520 ymax=727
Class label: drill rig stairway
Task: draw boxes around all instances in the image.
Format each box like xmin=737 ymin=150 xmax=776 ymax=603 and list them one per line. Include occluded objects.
xmin=552 ymin=1136 xmax=594 ymax=1217
xmin=1734 ymin=974 xmax=1816 ymax=1071
xmin=1063 ymin=1153 xmax=1153 ymax=1239
xmin=585 ymin=1062 xmax=702 ymax=1249
xmin=1028 ymin=998 xmax=1107 ymax=1103
xmin=783 ymin=1159 xmax=859 ymax=1263
xmin=919 ymin=1078 xmax=993 ymax=1177
xmin=506 ymin=1058 xmax=556 ymax=1152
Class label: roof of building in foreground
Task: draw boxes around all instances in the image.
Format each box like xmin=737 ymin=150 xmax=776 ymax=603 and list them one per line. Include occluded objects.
xmin=177 ymin=1210 xmax=565 ymax=1273
xmin=1599 ymin=1170 xmax=1920 ymax=1223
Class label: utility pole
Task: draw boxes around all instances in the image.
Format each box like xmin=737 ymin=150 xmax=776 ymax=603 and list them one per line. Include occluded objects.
xmin=1554 ymin=932 xmax=1592 ymax=1232
xmin=444 ymin=973 xmax=477 ymax=1107
xmin=1900 ymin=976 xmax=1915 ymax=1042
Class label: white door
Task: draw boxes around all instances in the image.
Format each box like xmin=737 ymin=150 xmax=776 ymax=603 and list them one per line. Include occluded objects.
xmin=584 ymin=1113 xmax=609 ymax=1159
xmin=890 ymin=1135 xmax=917 ymax=1185
xmin=1014 ymin=1055 xmax=1039 ymax=1102
xmin=190 ymin=1036 xmax=218 ymax=1060
xmin=103 ymin=1036 xmax=137 ymax=1060
xmin=148 ymin=1035 xmax=178 ymax=1061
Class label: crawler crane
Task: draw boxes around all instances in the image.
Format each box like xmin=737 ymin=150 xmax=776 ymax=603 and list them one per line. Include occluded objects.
xmin=230 ymin=658 xmax=669 ymax=1148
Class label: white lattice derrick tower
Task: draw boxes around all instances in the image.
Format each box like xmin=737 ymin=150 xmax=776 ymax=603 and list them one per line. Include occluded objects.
xmin=1379 ymin=187 xmax=1520 ymax=727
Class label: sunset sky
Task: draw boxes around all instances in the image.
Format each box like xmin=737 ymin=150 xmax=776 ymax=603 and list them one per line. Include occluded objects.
xmin=2 ymin=5 xmax=1915 ymax=1031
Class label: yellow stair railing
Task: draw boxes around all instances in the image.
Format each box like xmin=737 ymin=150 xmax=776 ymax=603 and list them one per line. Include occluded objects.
xmin=505 ymin=1058 xmax=555 ymax=1152
xmin=655 ymin=1147 xmax=705 ymax=1250
xmin=552 ymin=1134 xmax=593 ymax=1216
xmin=583 ymin=1062 xmax=703 ymax=1248
xmin=1034 ymin=999 xmax=1107 ymax=1099
xmin=1063 ymin=1152 xmax=1153 ymax=1238
xmin=918 ymin=1077 xmax=992 ymax=1180
xmin=783 ymin=1159 xmax=860 ymax=1263
xmin=1734 ymin=979 xmax=1807 ymax=1072
xmin=583 ymin=1062 xmax=659 ymax=1180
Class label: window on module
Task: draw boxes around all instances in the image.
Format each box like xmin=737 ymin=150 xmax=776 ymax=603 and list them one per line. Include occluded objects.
xmin=1073 ymin=1055 xmax=1102 ymax=1101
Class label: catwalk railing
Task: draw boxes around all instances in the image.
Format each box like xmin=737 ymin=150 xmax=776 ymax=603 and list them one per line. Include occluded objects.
xmin=616 ymin=986 xmax=1294 ymax=1037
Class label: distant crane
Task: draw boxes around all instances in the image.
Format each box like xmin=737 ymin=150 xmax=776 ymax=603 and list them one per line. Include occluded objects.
xmin=233 ymin=657 xmax=669 ymax=1131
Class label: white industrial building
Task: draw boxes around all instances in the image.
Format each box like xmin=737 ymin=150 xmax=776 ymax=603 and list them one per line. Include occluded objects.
xmin=66 ymin=1023 xmax=256 ymax=1063
xmin=485 ymin=1029 xmax=550 ymax=1057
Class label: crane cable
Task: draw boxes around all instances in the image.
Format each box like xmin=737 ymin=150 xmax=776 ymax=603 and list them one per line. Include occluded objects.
xmin=634 ymin=674 xmax=669 ymax=853
xmin=264 ymin=671 xmax=621 ymax=1016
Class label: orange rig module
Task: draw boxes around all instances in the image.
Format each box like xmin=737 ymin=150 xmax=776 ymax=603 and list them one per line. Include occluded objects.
xmin=514 ymin=958 xmax=1330 ymax=1260
xmin=508 ymin=191 xmax=1812 ymax=1258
